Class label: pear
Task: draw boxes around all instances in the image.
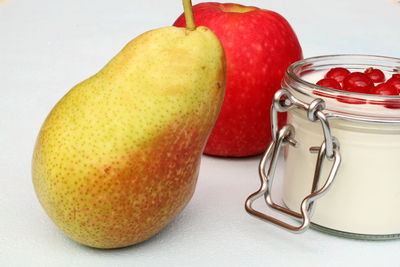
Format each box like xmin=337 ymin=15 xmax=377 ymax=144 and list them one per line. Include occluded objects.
xmin=32 ymin=0 xmax=225 ymax=249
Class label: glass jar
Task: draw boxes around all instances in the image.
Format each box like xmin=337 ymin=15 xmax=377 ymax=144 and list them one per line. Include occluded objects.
xmin=246 ymin=55 xmax=400 ymax=240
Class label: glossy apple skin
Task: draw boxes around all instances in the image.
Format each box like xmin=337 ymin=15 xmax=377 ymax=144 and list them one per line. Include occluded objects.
xmin=174 ymin=3 xmax=303 ymax=157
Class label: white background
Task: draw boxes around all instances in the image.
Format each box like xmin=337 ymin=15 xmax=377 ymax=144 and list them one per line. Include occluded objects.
xmin=1 ymin=0 xmax=400 ymax=266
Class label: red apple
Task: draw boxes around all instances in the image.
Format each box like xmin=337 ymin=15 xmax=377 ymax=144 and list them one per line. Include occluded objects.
xmin=174 ymin=2 xmax=302 ymax=157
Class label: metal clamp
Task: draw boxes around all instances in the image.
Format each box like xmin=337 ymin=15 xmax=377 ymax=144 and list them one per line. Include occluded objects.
xmin=245 ymin=89 xmax=342 ymax=233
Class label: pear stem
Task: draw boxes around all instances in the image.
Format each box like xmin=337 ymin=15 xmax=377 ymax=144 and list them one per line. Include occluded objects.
xmin=182 ymin=0 xmax=196 ymax=31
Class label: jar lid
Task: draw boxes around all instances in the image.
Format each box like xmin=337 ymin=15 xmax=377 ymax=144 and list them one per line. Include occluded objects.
xmin=283 ymin=54 xmax=400 ymax=123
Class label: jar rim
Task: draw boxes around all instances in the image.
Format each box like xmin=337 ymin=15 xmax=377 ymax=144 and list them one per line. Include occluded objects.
xmin=283 ymin=54 xmax=400 ymax=123
xmin=287 ymin=54 xmax=400 ymax=100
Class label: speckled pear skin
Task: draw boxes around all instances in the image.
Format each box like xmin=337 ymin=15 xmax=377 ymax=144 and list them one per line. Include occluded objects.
xmin=32 ymin=26 xmax=225 ymax=249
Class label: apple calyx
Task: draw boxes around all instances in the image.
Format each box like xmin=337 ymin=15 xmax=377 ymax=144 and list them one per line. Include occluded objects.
xmin=183 ymin=0 xmax=196 ymax=31
xmin=219 ymin=4 xmax=257 ymax=13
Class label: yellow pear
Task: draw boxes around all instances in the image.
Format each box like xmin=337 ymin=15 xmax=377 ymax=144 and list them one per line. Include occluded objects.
xmin=32 ymin=0 xmax=225 ymax=249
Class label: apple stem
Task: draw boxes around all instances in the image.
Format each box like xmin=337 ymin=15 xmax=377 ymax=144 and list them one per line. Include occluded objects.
xmin=182 ymin=0 xmax=196 ymax=31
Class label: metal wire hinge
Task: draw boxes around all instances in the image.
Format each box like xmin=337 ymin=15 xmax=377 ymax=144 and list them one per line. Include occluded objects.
xmin=245 ymin=89 xmax=342 ymax=233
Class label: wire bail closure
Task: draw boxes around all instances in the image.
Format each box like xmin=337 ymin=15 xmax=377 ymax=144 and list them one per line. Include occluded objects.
xmin=245 ymin=89 xmax=342 ymax=233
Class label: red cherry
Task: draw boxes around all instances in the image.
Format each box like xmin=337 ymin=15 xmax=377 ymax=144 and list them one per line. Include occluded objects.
xmin=313 ymin=91 xmax=331 ymax=98
xmin=342 ymin=72 xmax=374 ymax=93
xmin=364 ymin=67 xmax=385 ymax=83
xmin=372 ymin=83 xmax=400 ymax=109
xmin=316 ymin=78 xmax=342 ymax=90
xmin=370 ymin=82 xmax=400 ymax=109
xmin=373 ymin=82 xmax=398 ymax=95
xmin=336 ymin=95 xmax=367 ymax=105
xmin=392 ymin=74 xmax=400 ymax=79
xmin=300 ymin=69 xmax=315 ymax=76
xmin=325 ymin=67 xmax=350 ymax=83
xmin=385 ymin=101 xmax=400 ymax=109
xmin=387 ymin=77 xmax=400 ymax=91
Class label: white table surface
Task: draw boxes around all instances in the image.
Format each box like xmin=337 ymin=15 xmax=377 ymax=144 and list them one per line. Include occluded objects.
xmin=1 ymin=0 xmax=400 ymax=266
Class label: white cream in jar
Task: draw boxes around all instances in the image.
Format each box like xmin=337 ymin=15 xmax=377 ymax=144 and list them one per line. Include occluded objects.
xmin=283 ymin=108 xmax=400 ymax=236
xmin=279 ymin=56 xmax=400 ymax=239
